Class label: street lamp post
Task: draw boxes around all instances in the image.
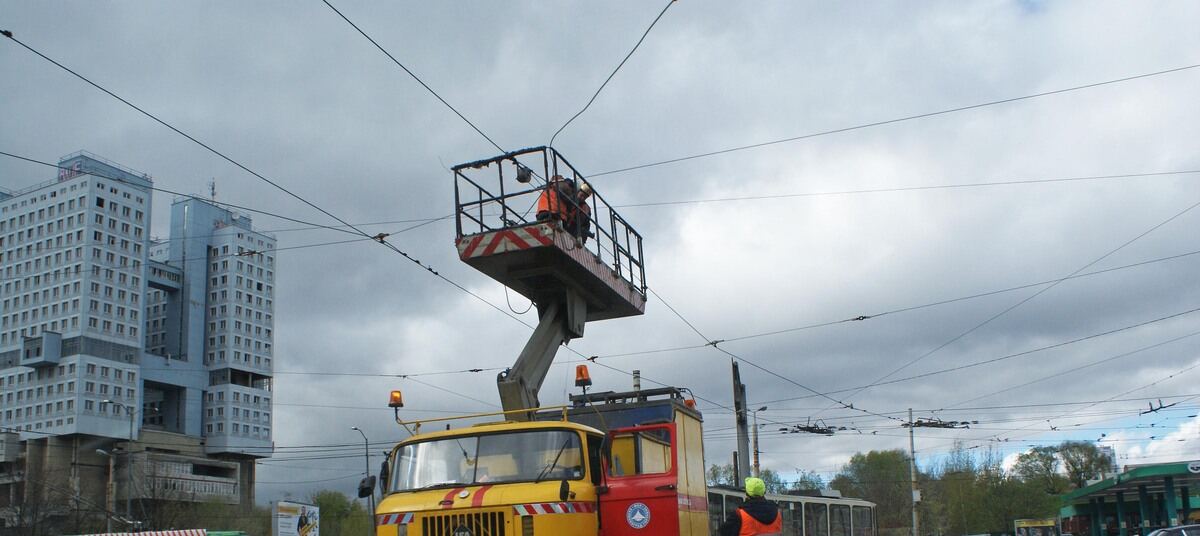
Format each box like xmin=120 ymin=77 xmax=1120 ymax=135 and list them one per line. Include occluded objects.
xmin=752 ymin=406 xmax=767 ymax=477
xmin=352 ymin=426 xmax=374 ymax=536
xmin=103 ymin=399 xmax=136 ymax=522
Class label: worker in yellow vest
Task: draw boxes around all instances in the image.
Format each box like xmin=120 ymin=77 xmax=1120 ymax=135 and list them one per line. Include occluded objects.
xmin=719 ymin=477 xmax=782 ymax=536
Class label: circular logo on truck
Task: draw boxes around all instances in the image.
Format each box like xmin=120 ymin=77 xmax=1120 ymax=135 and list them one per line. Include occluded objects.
xmin=452 ymin=526 xmax=473 ymax=536
xmin=626 ymin=502 xmax=651 ymax=529
xmin=1188 ymin=461 xmax=1200 ymax=474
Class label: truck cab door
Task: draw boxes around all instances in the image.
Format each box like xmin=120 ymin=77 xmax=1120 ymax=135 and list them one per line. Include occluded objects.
xmin=599 ymin=423 xmax=680 ymax=536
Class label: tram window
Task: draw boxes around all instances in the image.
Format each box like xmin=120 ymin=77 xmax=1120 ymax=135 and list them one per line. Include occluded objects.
xmin=708 ymin=492 xmax=724 ymax=532
xmin=831 ymin=504 xmax=851 ymax=536
xmin=806 ymin=503 xmax=829 ymax=536
xmin=726 ymin=493 xmax=745 ymax=513
xmin=853 ymin=506 xmax=875 ymax=536
xmin=608 ymin=428 xmax=672 ymax=476
xmin=782 ymin=503 xmax=802 ymax=536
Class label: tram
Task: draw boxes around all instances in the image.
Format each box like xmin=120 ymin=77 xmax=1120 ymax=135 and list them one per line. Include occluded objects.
xmin=707 ymin=485 xmax=878 ymax=536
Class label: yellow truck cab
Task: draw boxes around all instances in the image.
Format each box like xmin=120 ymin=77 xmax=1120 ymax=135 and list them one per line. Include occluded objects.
xmin=375 ymin=388 xmax=709 ymax=536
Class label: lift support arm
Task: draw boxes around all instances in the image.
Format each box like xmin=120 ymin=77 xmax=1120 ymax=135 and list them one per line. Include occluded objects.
xmin=497 ymin=290 xmax=587 ymax=420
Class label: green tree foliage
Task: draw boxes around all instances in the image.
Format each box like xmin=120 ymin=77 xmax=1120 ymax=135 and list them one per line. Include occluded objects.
xmin=921 ymin=444 xmax=1062 ymax=536
xmin=1058 ymin=440 xmax=1114 ymax=488
xmin=822 ymin=444 xmax=1069 ymax=536
xmin=759 ymin=468 xmax=787 ymax=494
xmin=1012 ymin=446 xmax=1070 ymax=494
xmin=309 ymin=489 xmax=371 ymax=536
xmin=706 ymin=463 xmax=824 ymax=493
xmin=830 ymin=449 xmax=914 ymax=533
xmin=707 ymin=463 xmax=738 ymax=487
xmin=793 ymin=469 xmax=826 ymax=491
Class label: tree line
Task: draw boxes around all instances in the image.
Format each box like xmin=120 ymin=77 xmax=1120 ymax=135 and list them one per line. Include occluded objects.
xmin=708 ymin=440 xmax=1114 ymax=536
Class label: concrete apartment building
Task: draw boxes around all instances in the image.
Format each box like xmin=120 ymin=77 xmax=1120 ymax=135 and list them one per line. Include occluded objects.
xmin=0 ymin=151 xmax=276 ymax=530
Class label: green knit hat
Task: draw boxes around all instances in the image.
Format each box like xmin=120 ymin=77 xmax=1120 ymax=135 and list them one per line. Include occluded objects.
xmin=745 ymin=477 xmax=767 ymax=497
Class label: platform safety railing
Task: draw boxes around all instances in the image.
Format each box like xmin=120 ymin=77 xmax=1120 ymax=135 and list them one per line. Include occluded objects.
xmin=453 ymin=146 xmax=646 ymax=297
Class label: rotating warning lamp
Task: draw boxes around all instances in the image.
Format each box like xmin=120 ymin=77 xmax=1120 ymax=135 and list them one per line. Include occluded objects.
xmin=574 ymin=364 xmax=593 ymax=388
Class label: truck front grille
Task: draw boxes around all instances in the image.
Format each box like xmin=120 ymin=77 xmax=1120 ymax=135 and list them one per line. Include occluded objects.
xmin=420 ymin=510 xmax=507 ymax=536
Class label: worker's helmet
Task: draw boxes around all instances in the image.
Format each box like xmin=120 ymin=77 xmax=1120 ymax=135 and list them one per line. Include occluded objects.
xmin=745 ymin=477 xmax=767 ymax=497
xmin=579 ymin=181 xmax=593 ymax=197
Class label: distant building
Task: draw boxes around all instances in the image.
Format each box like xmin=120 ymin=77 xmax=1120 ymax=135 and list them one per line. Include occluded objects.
xmin=1096 ymin=445 xmax=1119 ymax=476
xmin=0 ymin=151 xmax=275 ymax=530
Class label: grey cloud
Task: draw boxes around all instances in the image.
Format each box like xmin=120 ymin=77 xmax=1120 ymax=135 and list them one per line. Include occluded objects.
xmin=4 ymin=0 xmax=1200 ymax=501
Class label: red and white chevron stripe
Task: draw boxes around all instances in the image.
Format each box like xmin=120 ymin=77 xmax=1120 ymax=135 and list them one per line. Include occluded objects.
xmin=458 ymin=223 xmax=555 ymax=260
xmin=511 ymin=501 xmax=596 ymax=516
xmin=376 ymin=512 xmax=414 ymax=525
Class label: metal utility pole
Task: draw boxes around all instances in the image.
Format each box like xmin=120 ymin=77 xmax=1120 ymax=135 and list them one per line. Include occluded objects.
xmin=732 ymin=451 xmax=740 ymax=483
xmin=902 ymin=410 xmax=972 ymax=536
xmin=352 ymin=426 xmax=375 ymax=536
xmin=752 ymin=406 xmax=767 ymax=477
xmin=731 ymin=360 xmax=751 ymax=481
xmin=908 ymin=408 xmax=919 ymax=536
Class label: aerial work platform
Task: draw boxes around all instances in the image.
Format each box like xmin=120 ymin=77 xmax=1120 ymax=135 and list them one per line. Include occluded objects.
xmin=453 ymin=146 xmax=647 ymax=416
xmin=453 ymin=146 xmax=646 ymax=321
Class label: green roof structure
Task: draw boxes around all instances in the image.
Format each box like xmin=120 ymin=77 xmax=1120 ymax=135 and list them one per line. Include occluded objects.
xmin=1059 ymin=461 xmax=1200 ymax=536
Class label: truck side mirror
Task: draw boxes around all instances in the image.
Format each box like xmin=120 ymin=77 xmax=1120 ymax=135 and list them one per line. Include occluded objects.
xmin=559 ymin=479 xmax=570 ymax=502
xmin=358 ymin=475 xmax=377 ymax=499
xmin=379 ymin=458 xmax=390 ymax=496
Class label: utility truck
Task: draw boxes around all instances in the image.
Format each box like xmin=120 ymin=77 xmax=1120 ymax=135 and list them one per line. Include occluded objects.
xmin=372 ymin=147 xmax=713 ymax=536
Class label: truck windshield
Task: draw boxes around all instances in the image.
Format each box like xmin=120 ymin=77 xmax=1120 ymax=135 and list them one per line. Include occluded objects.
xmin=390 ymin=429 xmax=584 ymax=491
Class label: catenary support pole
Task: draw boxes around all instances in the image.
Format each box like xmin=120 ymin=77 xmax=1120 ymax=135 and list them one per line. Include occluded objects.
xmin=732 ymin=360 xmax=751 ymax=481
xmin=752 ymin=408 xmax=763 ymax=477
xmin=909 ymin=408 xmax=919 ymax=536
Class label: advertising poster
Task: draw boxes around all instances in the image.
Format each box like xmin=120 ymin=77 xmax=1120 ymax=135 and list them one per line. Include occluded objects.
xmin=1015 ymin=518 xmax=1058 ymax=536
xmin=274 ymin=500 xmax=320 ymax=536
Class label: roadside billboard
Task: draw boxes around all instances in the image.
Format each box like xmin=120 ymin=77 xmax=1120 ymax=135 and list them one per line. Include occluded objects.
xmin=1016 ymin=518 xmax=1059 ymax=536
xmin=274 ymin=501 xmax=320 ymax=536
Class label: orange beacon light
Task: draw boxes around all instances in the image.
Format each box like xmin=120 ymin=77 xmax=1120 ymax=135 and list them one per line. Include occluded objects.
xmin=574 ymin=364 xmax=593 ymax=388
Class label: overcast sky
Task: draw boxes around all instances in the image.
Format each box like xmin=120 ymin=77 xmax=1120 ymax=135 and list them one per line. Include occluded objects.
xmin=3 ymin=1 xmax=1199 ymax=503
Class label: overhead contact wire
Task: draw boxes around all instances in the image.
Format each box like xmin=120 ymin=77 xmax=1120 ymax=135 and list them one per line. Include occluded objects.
xmin=591 ymin=62 xmax=1200 ymax=177
xmin=319 ymin=0 xmax=505 ymax=153
xmin=549 ymin=0 xmax=675 ymax=148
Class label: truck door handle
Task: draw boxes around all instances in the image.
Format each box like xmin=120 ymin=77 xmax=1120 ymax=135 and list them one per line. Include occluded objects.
xmin=655 ymin=484 xmax=676 ymax=491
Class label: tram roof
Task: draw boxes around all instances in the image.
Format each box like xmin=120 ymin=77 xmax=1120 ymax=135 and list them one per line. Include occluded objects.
xmin=708 ymin=484 xmax=876 ymax=506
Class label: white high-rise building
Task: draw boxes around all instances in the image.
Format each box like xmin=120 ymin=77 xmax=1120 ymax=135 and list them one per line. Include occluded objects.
xmin=1 ymin=152 xmax=151 ymax=440
xmin=145 ymin=196 xmax=276 ymax=455
xmin=1 ymin=151 xmax=275 ymax=523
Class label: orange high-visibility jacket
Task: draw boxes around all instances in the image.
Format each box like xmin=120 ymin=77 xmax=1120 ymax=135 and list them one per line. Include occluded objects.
xmin=537 ymin=181 xmax=571 ymax=221
xmin=737 ymin=508 xmax=783 ymax=536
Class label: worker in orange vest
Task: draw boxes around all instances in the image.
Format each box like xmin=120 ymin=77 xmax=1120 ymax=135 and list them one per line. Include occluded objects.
xmin=719 ymin=477 xmax=782 ymax=536
xmin=536 ymin=174 xmax=574 ymax=224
